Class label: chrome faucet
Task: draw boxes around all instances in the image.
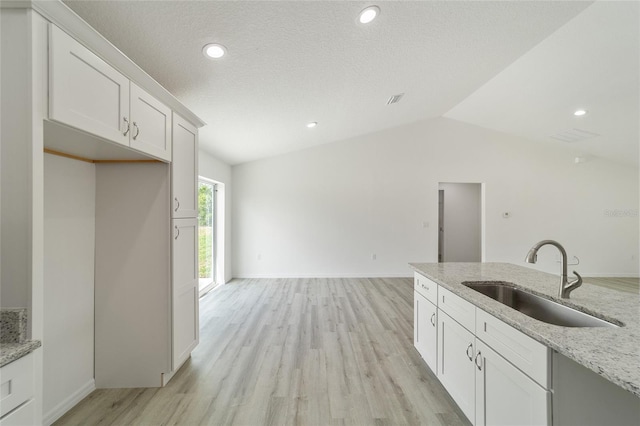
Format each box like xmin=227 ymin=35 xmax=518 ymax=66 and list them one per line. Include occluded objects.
xmin=525 ymin=240 xmax=582 ymax=299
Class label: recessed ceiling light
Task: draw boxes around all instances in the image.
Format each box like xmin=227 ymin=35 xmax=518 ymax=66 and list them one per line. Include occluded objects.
xmin=203 ymin=43 xmax=226 ymax=59
xmin=358 ymin=6 xmax=380 ymax=24
xmin=306 ymin=122 xmax=318 ymax=128
xmin=574 ymin=109 xmax=587 ymax=116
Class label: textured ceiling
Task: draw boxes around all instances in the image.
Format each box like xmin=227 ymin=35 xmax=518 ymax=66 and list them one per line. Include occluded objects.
xmin=63 ymin=1 xmax=597 ymax=165
xmin=446 ymin=1 xmax=639 ymax=167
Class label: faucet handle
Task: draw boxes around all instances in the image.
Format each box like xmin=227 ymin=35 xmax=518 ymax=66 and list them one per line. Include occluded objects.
xmin=570 ymin=270 xmax=583 ymax=288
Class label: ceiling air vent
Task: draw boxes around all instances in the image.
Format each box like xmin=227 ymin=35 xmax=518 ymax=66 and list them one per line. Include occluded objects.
xmin=549 ymin=128 xmax=600 ymax=143
xmin=386 ymin=93 xmax=404 ymax=105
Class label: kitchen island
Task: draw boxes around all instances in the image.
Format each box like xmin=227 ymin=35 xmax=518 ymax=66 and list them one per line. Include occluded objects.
xmin=410 ymin=262 xmax=639 ymax=426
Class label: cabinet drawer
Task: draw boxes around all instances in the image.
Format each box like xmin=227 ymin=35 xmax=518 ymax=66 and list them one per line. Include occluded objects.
xmin=0 ymin=354 xmax=34 ymax=418
xmin=414 ymin=272 xmax=438 ymax=305
xmin=476 ymin=308 xmax=549 ymax=389
xmin=438 ymin=286 xmax=475 ymax=332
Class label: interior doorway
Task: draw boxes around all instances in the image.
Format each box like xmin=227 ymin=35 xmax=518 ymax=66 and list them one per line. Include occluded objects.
xmin=438 ymin=182 xmax=483 ymax=262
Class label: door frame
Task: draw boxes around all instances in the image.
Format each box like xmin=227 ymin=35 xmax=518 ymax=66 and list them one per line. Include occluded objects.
xmin=437 ymin=182 xmax=486 ymax=263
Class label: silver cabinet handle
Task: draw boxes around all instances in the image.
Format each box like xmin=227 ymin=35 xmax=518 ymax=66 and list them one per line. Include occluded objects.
xmin=466 ymin=343 xmax=473 ymax=361
xmin=174 ymin=225 xmax=180 ymax=240
xmin=123 ymin=117 xmax=130 ymax=136
xmin=422 ymin=283 xmax=429 ymax=291
xmin=475 ymin=351 xmax=482 ymax=370
xmin=132 ymin=122 xmax=140 ymax=140
xmin=430 ymin=312 xmax=436 ymax=327
xmin=174 ymin=197 xmax=180 ymax=212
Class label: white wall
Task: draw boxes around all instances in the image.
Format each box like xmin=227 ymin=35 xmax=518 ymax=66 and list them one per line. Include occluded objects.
xmin=43 ymin=154 xmax=95 ymax=424
xmin=198 ymin=150 xmax=233 ymax=283
xmin=439 ymin=182 xmax=482 ymax=262
xmin=232 ymin=117 xmax=639 ymax=278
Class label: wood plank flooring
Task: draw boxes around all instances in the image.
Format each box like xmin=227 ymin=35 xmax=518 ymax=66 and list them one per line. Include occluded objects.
xmin=583 ymin=277 xmax=639 ymax=294
xmin=55 ymin=278 xmax=468 ymax=426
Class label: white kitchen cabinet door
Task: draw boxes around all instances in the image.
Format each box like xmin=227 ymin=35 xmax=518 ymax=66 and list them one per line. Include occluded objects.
xmin=172 ymin=218 xmax=199 ymax=371
xmin=414 ymin=292 xmax=437 ymax=374
xmin=49 ymin=25 xmax=130 ymax=146
xmin=171 ymin=113 xmax=198 ymax=218
xmin=438 ymin=311 xmax=476 ymax=424
xmin=130 ymin=83 xmax=172 ymax=161
xmin=475 ymin=340 xmax=549 ymax=426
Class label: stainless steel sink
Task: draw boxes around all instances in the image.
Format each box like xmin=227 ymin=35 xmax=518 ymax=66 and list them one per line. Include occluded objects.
xmin=462 ymin=282 xmax=620 ymax=328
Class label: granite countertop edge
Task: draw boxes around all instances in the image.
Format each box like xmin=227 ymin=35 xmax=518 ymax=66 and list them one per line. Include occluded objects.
xmin=409 ymin=262 xmax=640 ymax=398
xmin=0 ymin=340 xmax=42 ymax=368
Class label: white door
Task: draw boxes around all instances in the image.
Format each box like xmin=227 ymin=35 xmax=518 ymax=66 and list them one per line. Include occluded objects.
xmin=130 ymin=83 xmax=172 ymax=161
xmin=475 ymin=340 xmax=550 ymax=426
xmin=172 ymin=218 xmax=199 ymax=370
xmin=172 ymin=113 xmax=198 ymax=218
xmin=414 ymin=292 xmax=437 ymax=374
xmin=49 ymin=25 xmax=130 ymax=146
xmin=438 ymin=311 xmax=476 ymax=424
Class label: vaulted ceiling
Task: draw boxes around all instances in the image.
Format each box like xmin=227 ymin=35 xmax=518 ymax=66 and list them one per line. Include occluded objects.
xmin=63 ymin=1 xmax=638 ymax=167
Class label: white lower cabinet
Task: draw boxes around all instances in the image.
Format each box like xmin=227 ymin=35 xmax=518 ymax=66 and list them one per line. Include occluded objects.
xmin=414 ymin=291 xmax=437 ymax=373
xmin=0 ymin=353 xmax=35 ymax=426
xmin=438 ymin=311 xmax=476 ymax=422
xmin=414 ymin=277 xmax=551 ymax=426
xmin=475 ymin=340 xmax=550 ymax=426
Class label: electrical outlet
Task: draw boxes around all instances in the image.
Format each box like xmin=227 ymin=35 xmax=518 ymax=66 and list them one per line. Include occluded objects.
xmin=372 ymin=254 xmax=377 ymax=260
xmin=257 ymin=253 xmax=262 ymax=260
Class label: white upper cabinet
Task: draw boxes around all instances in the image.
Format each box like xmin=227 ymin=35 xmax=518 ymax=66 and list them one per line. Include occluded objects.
xmin=49 ymin=25 xmax=130 ymax=146
xmin=49 ymin=25 xmax=172 ymax=162
xmin=171 ymin=113 xmax=198 ymax=218
xmin=130 ymin=83 xmax=172 ymax=161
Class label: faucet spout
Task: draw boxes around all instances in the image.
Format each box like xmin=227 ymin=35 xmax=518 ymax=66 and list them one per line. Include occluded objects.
xmin=524 ymin=240 xmax=581 ymax=299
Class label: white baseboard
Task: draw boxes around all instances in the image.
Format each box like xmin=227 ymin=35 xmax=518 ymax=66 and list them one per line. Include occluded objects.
xmin=43 ymin=379 xmax=95 ymax=426
xmin=233 ymin=273 xmax=412 ymax=279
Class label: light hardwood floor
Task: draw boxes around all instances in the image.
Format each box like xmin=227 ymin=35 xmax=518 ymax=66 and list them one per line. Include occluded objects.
xmin=583 ymin=277 xmax=639 ymax=294
xmin=55 ymin=278 xmax=468 ymax=425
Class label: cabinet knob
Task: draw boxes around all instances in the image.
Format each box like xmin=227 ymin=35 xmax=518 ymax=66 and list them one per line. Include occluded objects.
xmin=123 ymin=117 xmax=130 ymax=136
xmin=466 ymin=343 xmax=474 ymax=361
xmin=132 ymin=122 xmax=140 ymax=140
xmin=475 ymin=351 xmax=483 ymax=370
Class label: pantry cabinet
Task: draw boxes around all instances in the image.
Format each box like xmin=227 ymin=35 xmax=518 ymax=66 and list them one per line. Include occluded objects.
xmin=172 ymin=114 xmax=199 ymax=218
xmin=2 ymin=2 xmax=206 ymax=422
xmin=49 ymin=25 xmax=172 ymax=161
xmin=172 ymin=218 xmax=199 ymax=371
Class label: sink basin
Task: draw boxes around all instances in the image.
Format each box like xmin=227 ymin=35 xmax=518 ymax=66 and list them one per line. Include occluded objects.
xmin=462 ymin=282 xmax=620 ymax=328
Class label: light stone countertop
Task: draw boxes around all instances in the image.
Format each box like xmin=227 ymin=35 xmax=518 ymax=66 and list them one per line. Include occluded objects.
xmin=1 ymin=307 xmax=42 ymax=368
xmin=409 ymin=262 xmax=640 ymax=397
xmin=0 ymin=341 xmax=41 ymax=368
